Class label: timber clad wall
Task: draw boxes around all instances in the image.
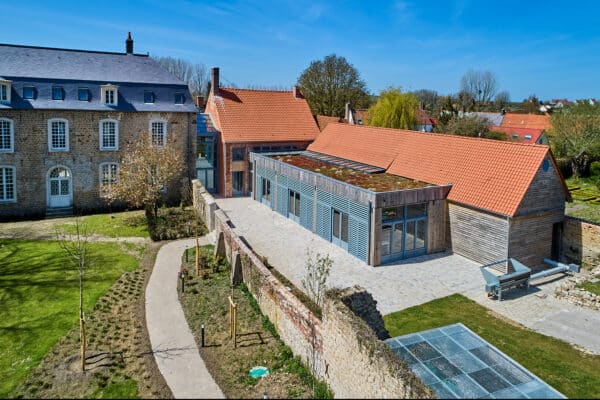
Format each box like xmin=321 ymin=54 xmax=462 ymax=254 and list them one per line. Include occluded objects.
xmin=447 ymin=203 xmax=509 ymax=265
xmin=0 ymin=109 xmax=195 ymax=219
xmin=516 ymin=156 xmax=566 ymax=216
xmin=427 ymin=199 xmax=447 ymax=253
xmin=509 ymin=211 xmax=564 ymax=270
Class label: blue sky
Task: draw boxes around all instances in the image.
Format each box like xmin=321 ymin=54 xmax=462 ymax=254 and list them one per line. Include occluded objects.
xmin=4 ymin=0 xmax=600 ymax=101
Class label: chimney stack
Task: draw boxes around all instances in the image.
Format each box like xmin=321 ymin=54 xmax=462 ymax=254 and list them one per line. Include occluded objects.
xmin=292 ymin=85 xmax=302 ymax=99
xmin=211 ymin=67 xmax=220 ymax=97
xmin=196 ymin=96 xmax=205 ymax=108
xmin=125 ymin=32 xmax=133 ymax=54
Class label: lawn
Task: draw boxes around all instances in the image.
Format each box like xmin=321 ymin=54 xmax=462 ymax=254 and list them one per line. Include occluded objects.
xmin=0 ymin=239 xmax=139 ymax=397
xmin=565 ymin=177 xmax=600 ymax=223
xmin=383 ymin=294 xmax=600 ymax=399
xmin=56 ymin=210 xmax=148 ymax=238
xmin=578 ymin=279 xmax=600 ymax=296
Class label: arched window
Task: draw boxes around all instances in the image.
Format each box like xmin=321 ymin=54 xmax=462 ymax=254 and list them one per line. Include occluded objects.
xmin=99 ymin=119 xmax=119 ymax=150
xmin=0 ymin=118 xmax=14 ymax=152
xmin=47 ymin=118 xmax=69 ymax=152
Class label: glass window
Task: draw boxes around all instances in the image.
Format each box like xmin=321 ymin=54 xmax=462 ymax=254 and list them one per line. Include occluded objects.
xmin=289 ymin=190 xmax=300 ymax=217
xmin=23 ymin=86 xmax=35 ymax=99
xmin=78 ymin=88 xmax=89 ymax=101
xmin=232 ymin=171 xmax=244 ymax=193
xmin=381 ymin=224 xmax=391 ymax=256
xmin=511 ymin=134 xmax=519 ymax=139
xmin=524 ymin=135 xmax=532 ymax=140
xmin=104 ymin=89 xmax=115 ymax=104
xmin=407 ymin=203 xmax=427 ymax=218
xmin=0 ymin=119 xmax=13 ymax=152
xmin=174 ymin=93 xmax=185 ymax=104
xmin=144 ymin=91 xmax=155 ymax=103
xmin=150 ymin=120 xmax=166 ymax=146
xmin=52 ymin=87 xmax=64 ymax=100
xmin=100 ymin=120 xmax=118 ymax=150
xmin=232 ymin=147 xmax=245 ymax=161
xmin=0 ymin=166 xmax=16 ymax=201
xmin=48 ymin=119 xmax=68 ymax=151
xmin=341 ymin=212 xmax=349 ymax=242
xmin=332 ymin=209 xmax=349 ymax=243
xmin=333 ymin=210 xmax=340 ymax=239
xmin=383 ymin=207 xmax=401 ymax=221
xmin=261 ymin=178 xmax=271 ymax=201
xmin=0 ymin=84 xmax=7 ymax=101
xmin=100 ymin=163 xmax=118 ymax=195
xmin=393 ymin=223 xmax=403 ymax=254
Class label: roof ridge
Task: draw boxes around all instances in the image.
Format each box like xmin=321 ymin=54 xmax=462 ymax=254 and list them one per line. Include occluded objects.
xmin=220 ymin=87 xmax=292 ymax=93
xmin=0 ymin=42 xmax=149 ymax=57
xmin=331 ymin=123 xmax=550 ymax=149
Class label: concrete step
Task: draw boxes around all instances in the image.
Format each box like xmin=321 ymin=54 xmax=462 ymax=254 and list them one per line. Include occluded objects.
xmin=46 ymin=207 xmax=74 ymax=218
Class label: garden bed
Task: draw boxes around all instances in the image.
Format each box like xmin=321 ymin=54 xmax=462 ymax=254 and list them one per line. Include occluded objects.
xmin=179 ymin=246 xmax=331 ymax=399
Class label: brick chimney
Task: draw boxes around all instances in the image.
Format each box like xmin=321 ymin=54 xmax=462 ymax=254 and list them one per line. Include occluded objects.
xmin=196 ymin=96 xmax=204 ymax=108
xmin=292 ymin=85 xmax=302 ymax=99
xmin=211 ymin=67 xmax=220 ymax=97
xmin=125 ymin=32 xmax=133 ymax=54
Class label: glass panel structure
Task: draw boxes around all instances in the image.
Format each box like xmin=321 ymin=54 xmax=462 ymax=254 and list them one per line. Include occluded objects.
xmin=385 ymin=324 xmax=565 ymax=399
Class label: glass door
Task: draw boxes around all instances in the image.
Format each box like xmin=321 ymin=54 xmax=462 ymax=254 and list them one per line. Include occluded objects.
xmin=288 ymin=190 xmax=300 ymax=223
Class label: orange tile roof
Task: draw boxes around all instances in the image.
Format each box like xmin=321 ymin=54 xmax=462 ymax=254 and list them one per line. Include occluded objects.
xmin=307 ymin=122 xmax=405 ymax=169
xmin=316 ymin=115 xmax=343 ymax=131
xmin=205 ymin=87 xmax=320 ymax=143
xmin=309 ymin=124 xmax=562 ymax=216
xmin=488 ymin=126 xmax=544 ymax=143
xmin=501 ymin=113 xmax=551 ymax=130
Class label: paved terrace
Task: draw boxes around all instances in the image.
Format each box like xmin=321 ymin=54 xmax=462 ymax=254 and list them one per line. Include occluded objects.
xmin=216 ymin=197 xmax=600 ymax=355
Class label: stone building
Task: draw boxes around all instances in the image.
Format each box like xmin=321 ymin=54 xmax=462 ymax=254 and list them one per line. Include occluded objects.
xmin=203 ymin=67 xmax=320 ymax=197
xmin=0 ymin=34 xmax=197 ymax=219
xmin=249 ymin=123 xmax=570 ymax=269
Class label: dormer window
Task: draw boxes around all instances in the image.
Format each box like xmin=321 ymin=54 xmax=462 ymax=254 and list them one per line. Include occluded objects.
xmin=23 ymin=86 xmax=35 ymax=100
xmin=174 ymin=93 xmax=185 ymax=104
xmin=0 ymin=79 xmax=11 ymax=103
xmin=524 ymin=135 xmax=532 ymax=141
xmin=144 ymin=91 xmax=155 ymax=104
xmin=52 ymin=86 xmax=64 ymax=100
xmin=78 ymin=88 xmax=90 ymax=101
xmin=101 ymin=84 xmax=118 ymax=106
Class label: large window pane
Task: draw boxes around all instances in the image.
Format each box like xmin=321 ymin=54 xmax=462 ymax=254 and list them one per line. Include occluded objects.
xmin=294 ymin=193 xmax=300 ymax=217
xmin=341 ymin=212 xmax=349 ymax=242
xmin=407 ymin=203 xmax=427 ymax=218
xmin=416 ymin=220 xmax=426 ymax=249
xmin=406 ymin=221 xmax=415 ymax=250
xmin=383 ymin=207 xmax=401 ymax=221
xmin=333 ymin=210 xmax=341 ymax=239
xmin=393 ymin=223 xmax=403 ymax=254
xmin=381 ymin=224 xmax=391 ymax=256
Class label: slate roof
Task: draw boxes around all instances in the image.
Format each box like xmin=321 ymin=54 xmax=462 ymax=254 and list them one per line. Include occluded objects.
xmin=489 ymin=126 xmax=544 ymax=143
xmin=308 ymin=124 xmax=566 ymax=217
xmin=463 ymin=112 xmax=505 ymax=126
xmin=501 ymin=113 xmax=551 ymax=130
xmin=205 ymin=87 xmax=320 ymax=143
xmin=0 ymin=44 xmax=196 ymax=112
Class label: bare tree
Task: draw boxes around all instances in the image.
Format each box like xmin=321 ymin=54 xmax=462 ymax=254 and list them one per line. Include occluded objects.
xmin=412 ymin=89 xmax=439 ymax=111
xmin=153 ymin=56 xmax=209 ymax=98
xmin=494 ymin=90 xmax=511 ymax=111
xmin=460 ymin=69 xmax=498 ymax=107
xmin=57 ymin=219 xmax=92 ymax=372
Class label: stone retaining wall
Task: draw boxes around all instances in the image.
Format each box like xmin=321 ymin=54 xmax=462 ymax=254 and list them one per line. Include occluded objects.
xmin=563 ymin=216 xmax=600 ymax=267
xmin=192 ymin=179 xmax=429 ymax=398
xmin=554 ymin=266 xmax=600 ymax=310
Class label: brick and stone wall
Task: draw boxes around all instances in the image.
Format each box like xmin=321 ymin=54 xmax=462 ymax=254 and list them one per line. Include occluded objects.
xmin=562 ymin=216 xmax=600 ymax=267
xmin=193 ymin=179 xmax=430 ymax=398
xmin=0 ymin=109 xmax=195 ymax=219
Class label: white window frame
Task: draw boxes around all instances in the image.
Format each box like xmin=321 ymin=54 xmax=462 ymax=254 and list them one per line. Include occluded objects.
xmin=0 ymin=79 xmax=12 ymax=103
xmin=100 ymin=84 xmax=118 ymax=106
xmin=99 ymin=162 xmax=119 ymax=197
xmin=149 ymin=118 xmax=167 ymax=147
xmin=0 ymin=118 xmax=14 ymax=153
xmin=0 ymin=165 xmax=16 ymax=202
xmin=47 ymin=118 xmax=69 ymax=152
xmin=99 ymin=118 xmax=119 ymax=150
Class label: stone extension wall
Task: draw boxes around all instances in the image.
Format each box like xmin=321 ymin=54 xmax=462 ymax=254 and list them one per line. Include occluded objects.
xmin=562 ymin=216 xmax=600 ymax=267
xmin=193 ymin=179 xmax=429 ymax=398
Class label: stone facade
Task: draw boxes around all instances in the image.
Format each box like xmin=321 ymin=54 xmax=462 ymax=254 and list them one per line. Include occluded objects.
xmin=0 ymin=109 xmax=195 ymax=219
xmin=563 ymin=216 xmax=600 ymax=267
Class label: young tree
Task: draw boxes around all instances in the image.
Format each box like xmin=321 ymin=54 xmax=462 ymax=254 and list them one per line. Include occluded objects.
xmin=57 ymin=219 xmax=92 ymax=372
xmin=297 ymin=54 xmax=370 ymax=117
xmin=548 ymin=103 xmax=600 ymax=177
xmin=106 ymin=135 xmax=184 ymax=219
xmin=152 ymin=56 xmax=209 ymax=98
xmin=366 ymin=88 xmax=419 ymax=130
xmin=460 ymin=69 xmax=498 ymax=108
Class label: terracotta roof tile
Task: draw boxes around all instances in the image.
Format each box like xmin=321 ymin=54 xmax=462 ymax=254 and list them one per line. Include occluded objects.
xmin=489 ymin=126 xmax=544 ymax=143
xmin=205 ymin=87 xmax=320 ymax=143
xmin=501 ymin=113 xmax=551 ymax=130
xmin=316 ymin=115 xmax=343 ymax=131
xmin=310 ymin=124 xmax=558 ymax=216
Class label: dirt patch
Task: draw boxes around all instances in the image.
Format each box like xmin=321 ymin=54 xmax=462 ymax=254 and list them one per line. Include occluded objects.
xmin=12 ymin=242 xmax=172 ymax=398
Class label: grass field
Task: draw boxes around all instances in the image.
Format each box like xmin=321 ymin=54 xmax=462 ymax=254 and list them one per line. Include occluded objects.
xmin=0 ymin=239 xmax=139 ymax=397
xmin=56 ymin=211 xmax=148 ymax=238
xmin=565 ymin=177 xmax=600 ymax=223
xmin=383 ymin=294 xmax=600 ymax=399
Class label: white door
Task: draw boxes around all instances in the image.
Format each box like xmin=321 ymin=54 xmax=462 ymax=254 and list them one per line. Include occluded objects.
xmin=48 ymin=167 xmax=72 ymax=208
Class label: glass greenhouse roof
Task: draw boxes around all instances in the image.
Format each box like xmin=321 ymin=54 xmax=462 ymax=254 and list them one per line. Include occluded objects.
xmin=385 ymin=323 xmax=564 ymax=399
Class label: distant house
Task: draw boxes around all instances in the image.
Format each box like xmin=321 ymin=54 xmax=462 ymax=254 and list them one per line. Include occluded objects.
xmin=249 ymin=123 xmax=570 ymax=269
xmin=501 ymin=112 xmax=551 ymax=130
xmin=488 ymin=126 xmax=547 ymax=144
xmin=204 ymin=68 xmax=320 ymax=197
xmin=0 ymin=34 xmax=197 ymax=219
xmin=462 ymin=111 xmax=505 ymax=126
xmin=414 ymin=109 xmax=437 ymax=132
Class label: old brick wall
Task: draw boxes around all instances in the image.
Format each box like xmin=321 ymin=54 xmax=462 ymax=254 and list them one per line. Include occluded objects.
xmin=0 ymin=109 xmax=195 ymax=219
xmin=193 ymin=182 xmax=430 ymax=398
xmin=563 ymin=216 xmax=600 ymax=267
